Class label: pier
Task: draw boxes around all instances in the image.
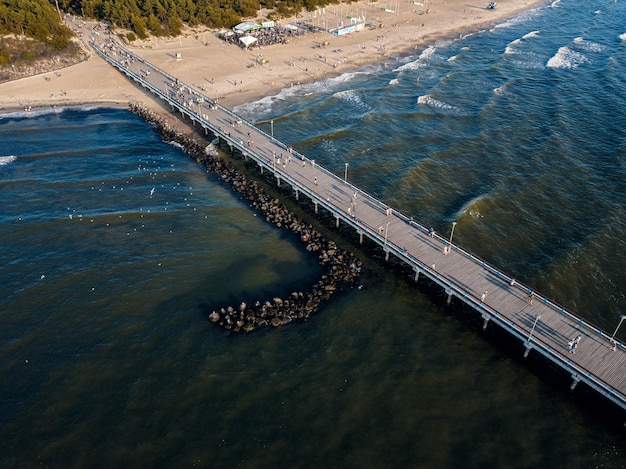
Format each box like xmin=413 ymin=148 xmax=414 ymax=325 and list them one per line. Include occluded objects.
xmin=89 ymin=35 xmax=626 ymax=413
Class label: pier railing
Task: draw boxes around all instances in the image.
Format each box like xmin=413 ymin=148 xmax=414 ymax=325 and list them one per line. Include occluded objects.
xmin=90 ymin=38 xmax=625 ymax=410
xmin=92 ymin=39 xmax=623 ymax=354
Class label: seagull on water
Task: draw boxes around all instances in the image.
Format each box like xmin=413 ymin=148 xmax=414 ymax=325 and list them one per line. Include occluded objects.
xmin=150 ymin=187 xmax=155 ymax=198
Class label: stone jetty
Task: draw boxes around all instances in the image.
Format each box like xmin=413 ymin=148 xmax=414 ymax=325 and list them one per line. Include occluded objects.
xmin=129 ymin=102 xmax=363 ymax=333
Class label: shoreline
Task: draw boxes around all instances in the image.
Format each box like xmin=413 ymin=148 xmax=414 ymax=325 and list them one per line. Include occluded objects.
xmin=0 ymin=0 xmax=546 ymax=116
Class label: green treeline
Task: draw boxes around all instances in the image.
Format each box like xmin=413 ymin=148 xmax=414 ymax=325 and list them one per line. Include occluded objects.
xmin=0 ymin=0 xmax=73 ymax=49
xmin=59 ymin=0 xmax=341 ymax=38
xmin=0 ymin=0 xmax=342 ymax=59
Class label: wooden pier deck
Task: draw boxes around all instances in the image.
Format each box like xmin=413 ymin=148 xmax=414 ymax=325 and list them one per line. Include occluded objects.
xmin=89 ymin=35 xmax=626 ymax=413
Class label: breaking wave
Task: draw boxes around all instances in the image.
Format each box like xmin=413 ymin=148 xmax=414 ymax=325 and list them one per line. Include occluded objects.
xmin=393 ymin=46 xmax=437 ymax=72
xmin=0 ymin=155 xmax=17 ymax=166
xmin=417 ymin=95 xmax=460 ymax=112
xmin=546 ymin=46 xmax=588 ymax=69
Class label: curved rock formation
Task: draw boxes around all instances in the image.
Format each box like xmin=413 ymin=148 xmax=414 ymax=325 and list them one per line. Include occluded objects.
xmin=129 ymin=102 xmax=363 ymax=333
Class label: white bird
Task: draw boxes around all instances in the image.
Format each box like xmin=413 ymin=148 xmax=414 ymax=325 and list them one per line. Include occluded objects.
xmin=150 ymin=187 xmax=155 ymax=197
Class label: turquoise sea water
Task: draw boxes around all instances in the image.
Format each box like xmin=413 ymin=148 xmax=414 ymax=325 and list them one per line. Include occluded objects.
xmin=1 ymin=0 xmax=626 ymax=467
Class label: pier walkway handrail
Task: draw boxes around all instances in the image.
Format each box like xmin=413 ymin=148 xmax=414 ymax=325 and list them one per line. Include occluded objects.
xmin=87 ymin=34 xmax=626 ymax=412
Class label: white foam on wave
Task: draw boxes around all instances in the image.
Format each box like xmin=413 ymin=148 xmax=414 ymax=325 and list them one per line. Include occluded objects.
xmin=550 ymin=0 xmax=561 ymax=8
xmin=332 ymin=89 xmax=371 ymax=112
xmin=505 ymin=38 xmax=522 ymax=55
xmin=447 ymin=55 xmax=459 ymax=62
xmin=546 ymin=36 xmax=605 ymax=70
xmin=505 ymin=30 xmax=541 ymax=55
xmin=546 ymin=46 xmax=588 ymax=69
xmin=389 ymin=78 xmax=399 ymax=85
xmin=491 ymin=14 xmax=527 ymax=32
xmin=0 ymin=104 xmax=122 ymax=122
xmin=417 ymin=94 xmax=459 ymax=112
xmin=522 ymin=30 xmax=541 ymax=40
xmin=393 ymin=46 xmax=436 ymax=72
xmin=233 ymin=93 xmax=284 ymax=119
xmin=574 ymin=37 xmax=606 ymax=53
xmin=234 ymin=66 xmax=379 ymax=119
xmin=0 ymin=107 xmax=61 ymax=121
xmin=493 ymin=82 xmax=510 ymax=96
xmin=320 ymin=139 xmax=339 ymax=161
xmin=167 ymin=141 xmax=185 ymax=150
xmin=620 ymin=33 xmax=626 ymax=41
xmin=0 ymin=155 xmax=17 ymax=166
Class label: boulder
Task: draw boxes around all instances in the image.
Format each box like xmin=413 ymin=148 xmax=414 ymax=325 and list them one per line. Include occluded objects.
xmin=209 ymin=311 xmax=220 ymax=323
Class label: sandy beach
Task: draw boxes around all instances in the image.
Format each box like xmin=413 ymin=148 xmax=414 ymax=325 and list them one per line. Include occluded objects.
xmin=0 ymin=0 xmax=544 ymax=114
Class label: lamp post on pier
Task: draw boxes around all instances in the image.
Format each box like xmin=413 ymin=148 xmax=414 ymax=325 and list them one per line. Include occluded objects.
xmin=344 ymin=163 xmax=349 ymax=184
xmin=528 ymin=314 xmax=541 ymax=343
xmin=523 ymin=313 xmax=541 ymax=358
xmin=384 ymin=221 xmax=390 ymax=247
xmin=444 ymin=221 xmax=457 ymax=255
xmin=610 ymin=314 xmax=626 ymax=351
xmin=270 ymin=120 xmax=274 ymax=138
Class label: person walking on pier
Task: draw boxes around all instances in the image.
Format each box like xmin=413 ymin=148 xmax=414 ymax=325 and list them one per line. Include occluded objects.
xmin=528 ymin=291 xmax=535 ymax=305
xmin=568 ymin=335 xmax=581 ymax=354
xmin=314 ymin=177 xmax=317 ymax=185
xmin=481 ymin=290 xmax=488 ymax=302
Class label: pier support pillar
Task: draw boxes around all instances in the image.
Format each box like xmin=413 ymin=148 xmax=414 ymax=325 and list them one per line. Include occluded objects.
xmin=570 ymin=375 xmax=580 ymax=391
xmin=335 ymin=214 xmax=340 ymax=228
xmin=414 ymin=268 xmax=420 ymax=282
xmin=315 ymin=202 xmax=319 ymax=214
xmin=260 ymin=166 xmax=263 ymax=174
xmin=445 ymin=288 xmax=453 ymax=305
xmin=384 ymin=249 xmax=390 ymax=262
xmin=276 ymin=176 xmax=281 ymax=187
xmin=359 ymin=231 xmax=364 ymax=245
xmin=482 ymin=313 xmax=490 ymax=330
xmin=523 ymin=344 xmax=532 ymax=358
xmin=295 ymin=189 xmax=299 ymax=200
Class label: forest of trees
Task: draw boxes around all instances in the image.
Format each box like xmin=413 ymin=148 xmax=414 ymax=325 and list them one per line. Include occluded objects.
xmin=0 ymin=0 xmax=344 ymax=65
xmin=58 ymin=0 xmax=343 ymax=38
xmin=0 ymin=0 xmax=73 ymax=49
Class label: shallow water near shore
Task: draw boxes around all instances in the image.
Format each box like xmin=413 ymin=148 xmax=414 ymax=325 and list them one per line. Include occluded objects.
xmin=2 ymin=0 xmax=626 ymax=467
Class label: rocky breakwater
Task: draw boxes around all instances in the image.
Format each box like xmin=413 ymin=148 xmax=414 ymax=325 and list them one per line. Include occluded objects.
xmin=129 ymin=102 xmax=363 ymax=333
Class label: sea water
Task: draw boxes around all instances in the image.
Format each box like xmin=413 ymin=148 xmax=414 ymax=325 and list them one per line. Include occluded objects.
xmin=1 ymin=0 xmax=625 ymax=467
